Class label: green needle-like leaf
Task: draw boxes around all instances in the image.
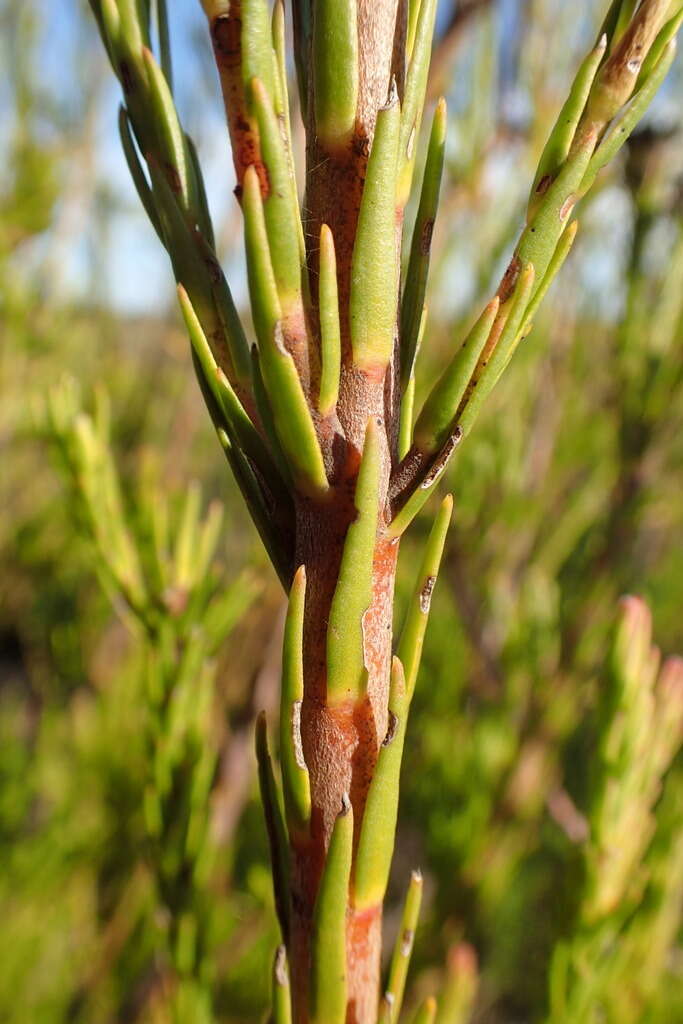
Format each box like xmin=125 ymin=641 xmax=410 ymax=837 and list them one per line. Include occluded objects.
xmin=155 ymin=0 xmax=173 ymax=95
xmin=520 ymin=220 xmax=578 ymax=335
xmin=390 ymin=263 xmax=533 ymax=537
xmin=326 ymin=419 xmax=381 ymax=704
xmin=242 ymin=166 xmax=328 ymax=497
xmin=270 ymin=0 xmax=286 ymax=114
xmin=89 ymin=0 xmax=118 ymax=62
xmin=399 ymin=306 xmax=427 ymax=460
xmin=241 ymin=0 xmax=278 ymax=104
xmin=250 ymin=345 xmax=294 ymax=487
xmin=412 ymin=298 xmax=499 ymax=455
xmin=291 ymin=0 xmax=312 ymax=119
xmin=177 ymin=285 xmax=283 ymax=493
xmin=271 ymin=946 xmax=293 ymax=1024
xmin=458 ymin=263 xmax=535 ymax=437
xmin=250 ymin=77 xmax=305 ymax=307
xmin=401 ymin=98 xmax=447 ymax=388
xmin=271 ymin=0 xmax=298 ymax=213
xmin=280 ymin=566 xmax=312 ymax=836
xmin=517 ymin=128 xmax=596 ymax=295
xmin=313 ymin=0 xmax=358 ymax=148
xmin=215 ymin=428 xmax=292 ymax=589
xmin=118 ymin=105 xmax=163 ymax=241
xmin=142 ymin=46 xmax=190 ymax=207
xmin=528 ymin=34 xmax=606 ymax=219
xmin=399 ymin=0 xmax=438 ymax=205
xmin=256 ymin=712 xmax=290 ymax=943
xmin=310 ymin=796 xmax=353 ymax=1024
xmin=242 ymin=165 xmax=282 ymax=343
xmin=350 ymin=89 xmax=401 ymax=372
xmin=637 ymin=5 xmax=683 ymax=85
xmin=381 ymin=869 xmax=424 ymax=1024
xmin=184 ymin=132 xmax=215 ymax=248
xmin=397 ymin=495 xmax=453 ymax=698
xmin=148 ymin=159 xmax=252 ymax=393
xmin=406 ymin=0 xmax=422 ymax=59
xmin=354 ymin=658 xmax=409 ymax=909
xmin=318 ymin=224 xmax=341 ymax=416
xmin=118 ymin=0 xmax=149 ymax=48
xmin=399 ymin=374 xmax=416 ymax=462
xmin=614 ymin=0 xmax=640 ymax=44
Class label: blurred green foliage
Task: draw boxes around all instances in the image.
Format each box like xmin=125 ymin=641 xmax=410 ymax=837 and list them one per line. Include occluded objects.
xmin=1 ymin=1 xmax=682 ymax=1022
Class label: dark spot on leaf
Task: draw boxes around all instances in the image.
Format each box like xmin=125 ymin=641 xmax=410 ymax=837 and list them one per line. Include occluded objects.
xmin=382 ymin=711 xmax=399 ymax=747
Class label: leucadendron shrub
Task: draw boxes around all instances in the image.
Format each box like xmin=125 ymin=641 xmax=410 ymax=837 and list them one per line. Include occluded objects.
xmin=83 ymin=0 xmax=683 ymax=1021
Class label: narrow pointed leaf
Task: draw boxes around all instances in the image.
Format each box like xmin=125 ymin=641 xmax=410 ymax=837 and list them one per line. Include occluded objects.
xmin=118 ymin=105 xmax=163 ymax=241
xmin=118 ymin=0 xmax=149 ymax=48
xmin=528 ymin=34 xmax=606 ymax=219
xmin=184 ymin=132 xmax=215 ymax=247
xmin=399 ymin=0 xmax=438 ymax=204
xmin=89 ymin=0 xmax=119 ymax=63
xmin=382 ymin=869 xmax=424 ymax=1024
xmin=142 ymin=46 xmax=190 ymax=207
xmin=354 ymin=658 xmax=409 ymax=909
xmin=326 ymin=420 xmax=381 ymax=703
xmin=209 ymin=271 xmax=254 ymax=399
xmin=614 ymin=0 xmax=640 ymax=44
xmin=242 ymin=165 xmax=282 ymax=341
xmin=178 ymin=285 xmax=287 ymax=499
xmin=280 ymin=566 xmax=311 ymax=836
xmin=398 ymin=495 xmax=453 ymax=698
xmin=313 ymin=0 xmax=358 ymax=148
xmin=271 ymin=946 xmax=293 ymax=1024
xmin=406 ymin=0 xmax=422 ymax=59
xmin=399 ymin=374 xmax=416 ymax=461
xmin=250 ymin=345 xmax=293 ymax=486
xmin=271 ymin=1 xmax=287 ymax=116
xmin=215 ymin=428 xmax=292 ymax=589
xmin=291 ymin=0 xmax=312 ymax=119
xmin=255 ymin=713 xmax=290 ymax=942
xmin=242 ymin=166 xmax=328 ymax=496
xmin=637 ymin=6 xmax=683 ymax=86
xmin=250 ymin=78 xmax=305 ymax=306
xmin=389 ymin=265 xmax=532 ymax=537
xmin=517 ymin=127 xmax=596 ymax=292
xmin=458 ymin=263 xmax=536 ymax=436
xmin=148 ymin=159 xmax=251 ymax=391
xmin=413 ymin=298 xmax=499 ymax=455
xmin=241 ymin=0 xmax=278 ymax=103
xmin=155 ymin=0 xmax=173 ymax=95
xmin=521 ymin=220 xmax=578 ymax=334
xmin=310 ymin=797 xmax=353 ymax=1024
xmin=350 ymin=92 xmax=401 ymax=372
xmin=598 ymin=0 xmax=628 ymax=45
xmin=318 ymin=224 xmax=341 ymax=415
xmin=271 ymin=0 xmax=298 ymax=220
xmin=401 ymin=98 xmax=447 ymax=387
xmin=399 ymin=306 xmax=427 ymax=460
